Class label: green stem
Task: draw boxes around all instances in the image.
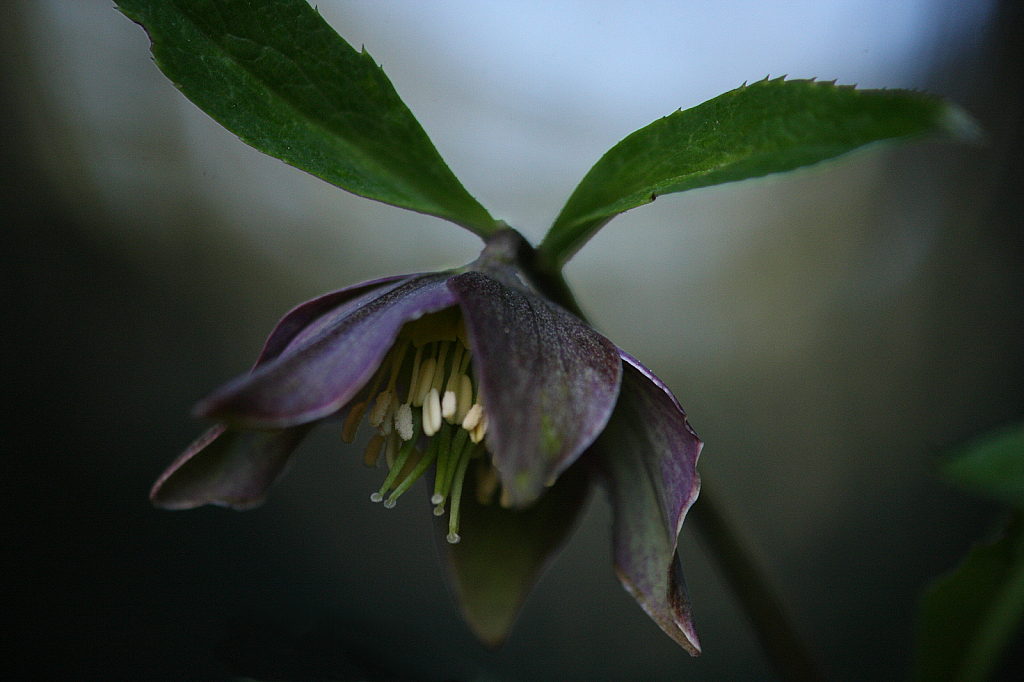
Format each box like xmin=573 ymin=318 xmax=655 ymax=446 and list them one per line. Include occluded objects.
xmin=688 ymin=474 xmax=826 ymax=682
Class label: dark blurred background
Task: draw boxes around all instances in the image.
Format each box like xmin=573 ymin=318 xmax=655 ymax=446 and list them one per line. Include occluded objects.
xmin=3 ymin=1 xmax=1022 ymax=680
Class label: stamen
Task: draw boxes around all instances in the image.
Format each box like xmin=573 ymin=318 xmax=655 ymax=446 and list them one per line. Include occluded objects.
xmin=367 ymin=390 xmax=392 ymax=428
xmin=446 ymin=442 xmax=481 ymax=544
xmin=432 ymin=422 xmax=455 ymax=512
xmin=423 ymin=388 xmax=443 ymax=437
xmin=461 ymin=404 xmax=483 ymax=432
xmin=437 ymin=428 xmax=471 ymax=507
xmin=445 ymin=344 xmax=465 ymax=394
xmin=341 ymin=400 xmax=368 ymax=443
xmin=395 ymin=403 xmax=414 ymax=441
xmin=385 ymin=339 xmax=411 ymax=392
xmin=441 ymin=389 xmax=457 ymax=420
xmin=455 ymin=374 xmax=473 ymax=424
xmin=384 ymin=438 xmax=440 ymax=506
xmin=404 ymin=344 xmax=424 ymax=406
xmin=413 ymin=357 xmax=436 ymax=406
xmin=469 ymin=410 xmax=488 ymax=444
xmin=363 ymin=433 xmax=384 ymax=467
xmin=383 ymin=430 xmax=400 ymax=468
xmin=357 ymin=309 xmax=492 ymax=543
xmin=374 ymin=412 xmax=421 ymax=503
xmin=430 ymin=341 xmax=450 ymax=394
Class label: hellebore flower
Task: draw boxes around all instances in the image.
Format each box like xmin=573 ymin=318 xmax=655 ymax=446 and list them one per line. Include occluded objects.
xmin=151 ymin=228 xmax=702 ymax=654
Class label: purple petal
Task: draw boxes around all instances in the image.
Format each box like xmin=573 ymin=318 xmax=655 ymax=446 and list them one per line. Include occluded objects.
xmin=150 ymin=423 xmax=311 ymax=510
xmin=590 ymin=353 xmax=702 ymax=655
xmin=449 ymin=271 xmax=622 ymax=505
xmin=439 ymin=462 xmax=591 ymax=646
xmin=195 ymin=273 xmax=458 ymax=428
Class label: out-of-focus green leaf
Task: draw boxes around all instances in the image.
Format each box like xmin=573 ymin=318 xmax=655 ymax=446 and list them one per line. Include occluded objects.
xmin=915 ymin=511 xmax=1024 ymax=682
xmin=538 ymin=77 xmax=979 ymax=268
xmin=943 ymin=423 xmax=1024 ymax=507
xmin=116 ymin=0 xmax=497 ymax=236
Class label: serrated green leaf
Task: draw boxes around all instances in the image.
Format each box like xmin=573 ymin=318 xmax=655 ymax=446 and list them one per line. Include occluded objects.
xmin=116 ymin=0 xmax=497 ymax=237
xmin=943 ymin=424 xmax=1024 ymax=507
xmin=538 ymin=77 xmax=979 ymax=268
xmin=915 ymin=511 xmax=1024 ymax=682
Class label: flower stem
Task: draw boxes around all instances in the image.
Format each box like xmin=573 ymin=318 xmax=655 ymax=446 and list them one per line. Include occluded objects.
xmin=688 ymin=473 xmax=826 ymax=682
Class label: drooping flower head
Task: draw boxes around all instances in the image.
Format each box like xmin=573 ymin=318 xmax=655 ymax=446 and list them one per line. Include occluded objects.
xmin=151 ymin=228 xmax=702 ymax=653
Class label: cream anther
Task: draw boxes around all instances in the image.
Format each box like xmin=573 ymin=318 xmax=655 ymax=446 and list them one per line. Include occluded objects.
xmin=423 ymin=388 xmax=443 ymax=437
xmin=469 ymin=410 xmax=488 ymax=443
xmin=461 ymin=404 xmax=483 ymax=432
xmin=441 ymin=389 xmax=457 ymax=420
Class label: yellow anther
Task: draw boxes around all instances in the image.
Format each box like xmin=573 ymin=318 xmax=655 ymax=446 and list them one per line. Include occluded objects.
xmin=423 ymin=388 xmax=443 ymax=437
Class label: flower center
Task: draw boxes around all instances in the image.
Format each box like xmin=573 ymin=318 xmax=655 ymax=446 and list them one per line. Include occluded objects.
xmin=340 ymin=307 xmax=495 ymax=543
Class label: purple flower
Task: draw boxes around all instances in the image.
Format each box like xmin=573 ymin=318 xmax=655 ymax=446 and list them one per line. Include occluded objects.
xmin=151 ymin=229 xmax=702 ymax=654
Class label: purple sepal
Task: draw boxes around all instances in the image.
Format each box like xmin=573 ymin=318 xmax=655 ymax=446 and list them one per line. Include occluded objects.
xmin=150 ymin=423 xmax=312 ymax=510
xmin=450 ymin=270 xmax=621 ymax=505
xmin=590 ymin=352 xmax=703 ymax=655
xmin=195 ymin=274 xmax=458 ymax=428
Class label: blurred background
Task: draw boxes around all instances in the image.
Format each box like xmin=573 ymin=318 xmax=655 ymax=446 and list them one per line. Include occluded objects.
xmin=4 ymin=1 xmax=1022 ymax=680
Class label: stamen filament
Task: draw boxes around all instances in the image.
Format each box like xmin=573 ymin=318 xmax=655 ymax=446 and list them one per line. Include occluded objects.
xmin=363 ymin=433 xmax=384 ymax=467
xmin=413 ymin=356 xmax=436 ymax=406
xmin=432 ymin=421 xmax=453 ymax=509
xmin=445 ymin=344 xmax=465 ymax=395
xmin=446 ymin=441 xmax=480 ymax=544
xmin=431 ymin=341 xmax=450 ymax=394
xmin=405 ymin=344 xmax=424 ymax=406
xmin=385 ymin=436 xmax=441 ymax=506
xmin=438 ymin=428 xmax=471 ymax=508
xmin=385 ymin=339 xmax=411 ymax=393
xmin=455 ymin=374 xmax=473 ymax=424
